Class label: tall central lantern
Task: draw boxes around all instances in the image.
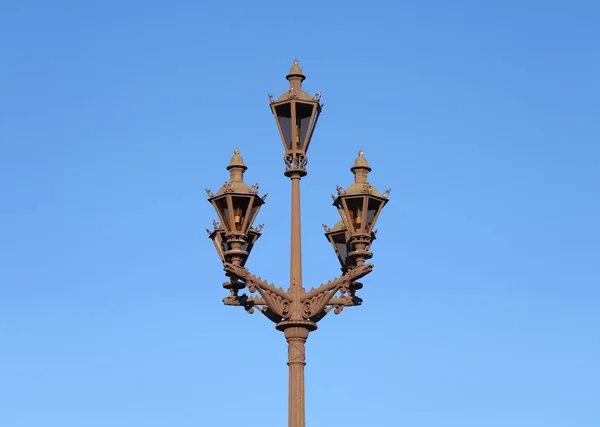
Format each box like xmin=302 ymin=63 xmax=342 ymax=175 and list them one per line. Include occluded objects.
xmin=269 ymin=59 xmax=321 ymax=176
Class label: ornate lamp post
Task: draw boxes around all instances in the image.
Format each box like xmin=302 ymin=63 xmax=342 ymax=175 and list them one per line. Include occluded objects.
xmin=206 ymin=60 xmax=390 ymax=427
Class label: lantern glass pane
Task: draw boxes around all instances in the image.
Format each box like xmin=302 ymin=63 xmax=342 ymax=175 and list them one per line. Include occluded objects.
xmin=247 ymin=200 xmax=260 ymax=229
xmin=209 ymin=229 xmax=228 ymax=262
xmin=306 ymin=109 xmax=319 ymax=152
xmin=345 ymin=197 xmax=364 ymax=232
xmin=366 ymin=198 xmax=383 ymax=232
xmin=332 ymin=232 xmax=348 ymax=266
xmin=215 ymin=198 xmax=231 ymax=231
xmin=275 ymin=103 xmax=292 ymax=150
xmin=296 ymin=102 xmax=315 ymax=151
xmin=231 ymin=197 xmax=250 ymax=232
xmin=216 ymin=231 xmax=228 ymax=252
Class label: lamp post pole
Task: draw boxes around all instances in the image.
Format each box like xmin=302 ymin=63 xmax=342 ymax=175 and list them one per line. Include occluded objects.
xmin=206 ymin=60 xmax=390 ymax=427
xmin=283 ymin=167 xmax=312 ymax=427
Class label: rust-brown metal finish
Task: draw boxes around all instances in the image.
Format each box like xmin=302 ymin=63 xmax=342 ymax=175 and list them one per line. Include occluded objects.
xmin=206 ymin=60 xmax=390 ymax=427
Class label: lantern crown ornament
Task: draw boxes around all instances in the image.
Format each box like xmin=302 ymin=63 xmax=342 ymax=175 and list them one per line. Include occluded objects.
xmin=269 ymin=59 xmax=322 ymax=175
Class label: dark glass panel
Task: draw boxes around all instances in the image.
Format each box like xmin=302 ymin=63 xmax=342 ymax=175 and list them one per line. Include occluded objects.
xmin=296 ymin=102 xmax=315 ymax=151
xmin=305 ymin=109 xmax=320 ymax=152
xmin=366 ymin=198 xmax=383 ymax=232
xmin=332 ymin=232 xmax=349 ymax=266
xmin=275 ymin=103 xmax=292 ymax=150
xmin=247 ymin=199 xmax=261 ymax=229
xmin=209 ymin=229 xmax=228 ymax=262
xmin=215 ymin=198 xmax=231 ymax=231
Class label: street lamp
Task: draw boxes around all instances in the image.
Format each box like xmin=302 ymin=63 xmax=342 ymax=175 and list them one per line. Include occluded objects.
xmin=332 ymin=150 xmax=390 ymax=267
xmin=206 ymin=60 xmax=390 ymax=427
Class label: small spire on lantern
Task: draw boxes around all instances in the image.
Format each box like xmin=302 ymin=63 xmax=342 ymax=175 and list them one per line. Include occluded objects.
xmin=343 ymin=149 xmax=382 ymax=195
xmin=287 ymin=58 xmax=306 ymax=86
xmin=227 ymin=148 xmax=247 ymax=184
xmin=351 ymin=149 xmax=372 ymax=174
xmin=227 ymin=148 xmax=247 ymax=171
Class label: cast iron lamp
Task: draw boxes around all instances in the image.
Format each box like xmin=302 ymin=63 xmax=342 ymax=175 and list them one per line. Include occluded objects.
xmin=206 ymin=60 xmax=390 ymax=427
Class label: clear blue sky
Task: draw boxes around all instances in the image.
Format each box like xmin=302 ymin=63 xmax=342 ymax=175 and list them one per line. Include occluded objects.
xmin=1 ymin=1 xmax=599 ymax=426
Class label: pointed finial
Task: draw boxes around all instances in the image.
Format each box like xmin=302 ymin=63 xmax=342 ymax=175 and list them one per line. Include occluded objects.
xmin=234 ymin=148 xmax=240 ymax=155
xmin=358 ymin=149 xmax=364 ymax=157
xmin=294 ymin=59 xmax=299 ymax=66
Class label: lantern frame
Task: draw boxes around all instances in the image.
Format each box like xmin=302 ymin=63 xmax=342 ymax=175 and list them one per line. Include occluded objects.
xmin=208 ymin=192 xmax=264 ymax=237
xmin=208 ymin=225 xmax=262 ymax=267
xmin=333 ymin=191 xmax=388 ymax=239
xmin=270 ymin=99 xmax=321 ymax=156
xmin=325 ymin=221 xmax=377 ymax=271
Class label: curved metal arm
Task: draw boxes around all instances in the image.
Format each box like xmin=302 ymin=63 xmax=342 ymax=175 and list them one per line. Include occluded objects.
xmin=223 ymin=262 xmax=291 ymax=319
xmin=300 ymin=263 xmax=373 ymax=302
xmin=300 ymin=264 xmax=373 ymax=320
xmin=224 ymin=263 xmax=289 ymax=300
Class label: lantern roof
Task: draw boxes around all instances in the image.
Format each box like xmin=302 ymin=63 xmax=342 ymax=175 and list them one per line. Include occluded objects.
xmin=344 ymin=150 xmax=383 ymax=197
xmin=330 ymin=220 xmax=346 ymax=232
xmin=277 ymin=59 xmax=313 ymax=102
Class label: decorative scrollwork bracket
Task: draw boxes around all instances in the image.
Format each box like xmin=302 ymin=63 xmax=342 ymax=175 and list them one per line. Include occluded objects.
xmin=284 ymin=153 xmax=308 ymax=177
xmin=223 ymin=263 xmax=292 ymax=322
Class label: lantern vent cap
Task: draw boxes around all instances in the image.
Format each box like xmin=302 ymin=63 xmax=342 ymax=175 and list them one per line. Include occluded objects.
xmin=331 ymin=220 xmax=346 ymax=231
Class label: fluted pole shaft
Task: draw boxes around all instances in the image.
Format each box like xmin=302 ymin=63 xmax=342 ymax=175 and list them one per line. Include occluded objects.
xmin=285 ymin=326 xmax=309 ymax=427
